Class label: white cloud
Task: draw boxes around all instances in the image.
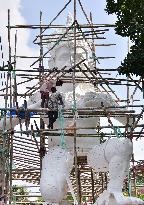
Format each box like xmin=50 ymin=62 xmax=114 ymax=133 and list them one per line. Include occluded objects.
xmin=0 ymin=0 xmax=38 ymax=61
xmin=0 ymin=0 xmax=39 ymax=107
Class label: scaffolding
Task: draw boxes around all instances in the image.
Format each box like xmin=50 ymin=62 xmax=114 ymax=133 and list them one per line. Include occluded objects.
xmin=0 ymin=0 xmax=144 ymax=204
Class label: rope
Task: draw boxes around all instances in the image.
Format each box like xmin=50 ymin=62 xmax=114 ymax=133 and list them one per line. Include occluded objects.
xmin=12 ymin=195 xmax=16 ymax=203
xmin=113 ymin=126 xmax=123 ymax=138
xmin=72 ymin=100 xmax=77 ymax=113
xmin=90 ymin=52 xmax=100 ymax=63
xmin=58 ymin=107 xmax=67 ymax=149
xmin=12 ymin=70 xmax=16 ymax=79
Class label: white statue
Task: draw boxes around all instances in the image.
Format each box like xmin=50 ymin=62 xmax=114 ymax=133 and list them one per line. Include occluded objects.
xmin=40 ymin=147 xmax=73 ymax=205
xmin=38 ymin=18 xmax=144 ymax=205
xmin=0 ymin=19 xmax=130 ymax=154
xmin=88 ymin=138 xmax=144 ymax=205
xmin=0 ymin=15 xmax=143 ymax=205
xmin=66 ymin=12 xmax=73 ymax=26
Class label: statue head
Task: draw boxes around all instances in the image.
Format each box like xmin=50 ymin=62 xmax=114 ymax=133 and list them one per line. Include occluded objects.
xmin=66 ymin=12 xmax=73 ymax=26
xmin=48 ymin=14 xmax=92 ymax=71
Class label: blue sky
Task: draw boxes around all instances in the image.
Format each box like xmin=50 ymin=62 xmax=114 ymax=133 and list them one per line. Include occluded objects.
xmin=20 ymin=0 xmax=114 ymax=24
xmin=19 ymin=0 xmax=129 ymax=83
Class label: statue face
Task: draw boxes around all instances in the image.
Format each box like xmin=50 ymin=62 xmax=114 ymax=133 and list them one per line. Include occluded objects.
xmin=55 ymin=46 xmax=71 ymax=69
xmin=48 ymin=44 xmax=88 ymax=70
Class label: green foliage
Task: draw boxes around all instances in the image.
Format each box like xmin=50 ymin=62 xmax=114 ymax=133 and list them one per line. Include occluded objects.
xmin=66 ymin=194 xmax=73 ymax=201
xmin=105 ymin=0 xmax=144 ymax=77
xmin=137 ymin=194 xmax=144 ymax=200
xmin=36 ymin=196 xmax=44 ymax=203
xmin=12 ymin=185 xmax=29 ymax=203
xmin=118 ymin=43 xmax=144 ymax=76
xmin=106 ymin=0 xmax=144 ymax=41
xmin=136 ymin=175 xmax=144 ymax=185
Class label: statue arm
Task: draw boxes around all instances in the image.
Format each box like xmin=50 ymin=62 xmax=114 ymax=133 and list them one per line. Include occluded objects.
xmin=0 ymin=93 xmax=41 ymax=131
xmin=103 ymin=96 xmax=134 ymax=126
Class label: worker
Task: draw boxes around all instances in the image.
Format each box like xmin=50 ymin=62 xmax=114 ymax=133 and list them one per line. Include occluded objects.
xmin=40 ymin=78 xmax=63 ymax=108
xmin=47 ymin=87 xmax=64 ymax=129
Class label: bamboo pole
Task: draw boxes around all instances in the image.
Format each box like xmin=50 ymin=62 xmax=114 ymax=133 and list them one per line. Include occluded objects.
xmin=38 ymin=11 xmax=45 ymax=170
xmin=13 ymin=31 xmax=18 ymax=105
xmin=91 ymin=169 xmax=95 ymax=203
xmin=2 ymin=127 xmax=144 ymax=135
xmin=89 ymin=12 xmax=98 ymax=86
xmin=73 ymin=1 xmax=81 ymax=204
xmin=9 ymin=23 xmax=115 ymax=29
xmin=35 ymin=29 xmax=109 ymax=38
xmin=6 ymin=9 xmax=13 ymax=203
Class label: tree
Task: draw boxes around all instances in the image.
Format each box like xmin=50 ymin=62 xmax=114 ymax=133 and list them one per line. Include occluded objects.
xmin=105 ymin=0 xmax=144 ymax=77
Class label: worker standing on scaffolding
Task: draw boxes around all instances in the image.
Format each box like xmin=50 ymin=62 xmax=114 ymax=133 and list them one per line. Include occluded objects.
xmin=40 ymin=78 xmax=56 ymax=108
xmin=47 ymin=86 xmax=64 ymax=129
xmin=40 ymin=78 xmax=63 ymax=108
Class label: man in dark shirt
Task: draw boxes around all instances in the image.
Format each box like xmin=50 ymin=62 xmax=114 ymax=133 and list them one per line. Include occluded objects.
xmin=47 ymin=87 xmax=64 ymax=129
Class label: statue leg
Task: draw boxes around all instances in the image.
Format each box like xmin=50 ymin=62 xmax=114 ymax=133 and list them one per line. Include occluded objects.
xmin=91 ymin=139 xmax=144 ymax=205
xmin=48 ymin=111 xmax=54 ymax=129
xmin=40 ymin=147 xmax=74 ymax=205
xmin=96 ymin=155 xmax=144 ymax=205
xmin=108 ymin=155 xmax=129 ymax=192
